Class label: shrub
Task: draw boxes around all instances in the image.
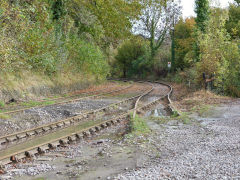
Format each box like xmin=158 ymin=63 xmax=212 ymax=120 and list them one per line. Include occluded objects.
xmin=67 ymin=36 xmax=110 ymax=80
xmin=115 ymin=37 xmax=147 ymax=78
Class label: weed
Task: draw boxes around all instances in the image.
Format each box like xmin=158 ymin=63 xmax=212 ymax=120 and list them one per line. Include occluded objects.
xmin=129 ymin=114 xmax=151 ymax=136
xmin=0 ymin=114 xmax=10 ymax=120
xmin=34 ymin=178 xmax=45 ymax=180
xmin=171 ymin=111 xmax=179 ymax=118
xmin=175 ymin=112 xmax=191 ymax=124
xmin=21 ymin=100 xmax=55 ymax=107
xmin=0 ymin=101 xmax=5 ymax=108
xmin=150 ymin=112 xmax=191 ymax=125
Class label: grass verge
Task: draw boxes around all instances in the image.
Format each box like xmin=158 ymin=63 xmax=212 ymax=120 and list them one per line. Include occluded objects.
xmin=21 ymin=100 xmax=56 ymax=108
xmin=0 ymin=101 xmax=5 ymax=108
xmin=128 ymin=114 xmax=151 ymax=136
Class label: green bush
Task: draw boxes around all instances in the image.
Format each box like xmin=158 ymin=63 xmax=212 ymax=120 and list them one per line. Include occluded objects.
xmin=115 ymin=37 xmax=148 ymax=78
xmin=67 ymin=35 xmax=109 ymax=80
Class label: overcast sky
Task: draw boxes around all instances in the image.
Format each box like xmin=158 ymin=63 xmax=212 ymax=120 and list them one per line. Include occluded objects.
xmin=182 ymin=0 xmax=234 ymax=18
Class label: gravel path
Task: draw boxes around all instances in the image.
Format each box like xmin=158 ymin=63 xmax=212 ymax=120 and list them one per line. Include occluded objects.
xmin=116 ymin=100 xmax=240 ymax=179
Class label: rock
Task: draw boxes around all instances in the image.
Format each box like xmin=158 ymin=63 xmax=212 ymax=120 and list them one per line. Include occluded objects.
xmin=56 ymin=171 xmax=62 ymax=175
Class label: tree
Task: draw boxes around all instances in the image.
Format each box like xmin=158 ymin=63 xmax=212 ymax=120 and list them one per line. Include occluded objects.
xmin=194 ymin=0 xmax=210 ymax=32
xmin=174 ymin=17 xmax=196 ymax=69
xmin=72 ymin=0 xmax=142 ymax=45
xmin=226 ymin=0 xmax=240 ymax=39
xmin=115 ymin=38 xmax=146 ymax=78
xmin=133 ymin=0 xmax=181 ymax=63
xmin=196 ymin=8 xmax=240 ymax=96
xmin=194 ymin=0 xmax=210 ymax=62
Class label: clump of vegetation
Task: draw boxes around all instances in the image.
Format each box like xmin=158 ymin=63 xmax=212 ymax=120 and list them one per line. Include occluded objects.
xmin=129 ymin=114 xmax=151 ymax=136
xmin=0 ymin=114 xmax=10 ymax=120
xmin=0 ymin=101 xmax=5 ymax=108
xmin=21 ymin=100 xmax=56 ymax=107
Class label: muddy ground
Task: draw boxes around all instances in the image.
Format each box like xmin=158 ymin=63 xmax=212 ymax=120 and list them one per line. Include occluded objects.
xmin=1 ymin=83 xmax=240 ymax=179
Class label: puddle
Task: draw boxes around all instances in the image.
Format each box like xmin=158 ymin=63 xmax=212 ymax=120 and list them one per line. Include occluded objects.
xmin=145 ymin=104 xmax=170 ymax=117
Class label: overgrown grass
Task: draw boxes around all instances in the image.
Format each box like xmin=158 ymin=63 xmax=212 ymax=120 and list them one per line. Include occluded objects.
xmin=0 ymin=101 xmax=5 ymax=108
xmin=21 ymin=100 xmax=56 ymax=107
xmin=129 ymin=114 xmax=151 ymax=136
xmin=191 ymin=104 xmax=212 ymax=117
xmin=151 ymin=112 xmax=191 ymax=125
xmin=0 ymin=114 xmax=10 ymax=120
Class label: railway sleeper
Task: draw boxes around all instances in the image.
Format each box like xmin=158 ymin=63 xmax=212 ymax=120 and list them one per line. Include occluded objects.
xmin=25 ymin=151 xmax=33 ymax=158
xmin=89 ymin=128 xmax=95 ymax=135
xmin=75 ymin=133 xmax=83 ymax=140
xmin=75 ymin=117 xmax=82 ymax=122
xmin=35 ymin=129 xmax=44 ymax=134
xmin=49 ymin=142 xmax=59 ymax=149
xmin=15 ymin=152 xmax=26 ymax=162
xmin=42 ymin=126 xmax=52 ymax=132
xmin=10 ymin=156 xmax=18 ymax=163
xmin=27 ymin=131 xmax=36 ymax=136
xmin=67 ymin=136 xmax=74 ymax=143
xmin=6 ymin=136 xmax=18 ymax=142
xmin=95 ymin=126 xmax=100 ymax=132
xmin=50 ymin=124 xmax=58 ymax=130
xmin=64 ymin=121 xmax=71 ymax=126
xmin=26 ymin=149 xmax=39 ymax=156
xmin=0 ymin=158 xmax=12 ymax=167
xmin=57 ymin=123 xmax=64 ymax=128
xmin=100 ymin=124 xmax=107 ymax=129
xmin=110 ymin=120 xmax=115 ymax=125
xmin=0 ymin=138 xmax=7 ymax=145
xmin=16 ymin=133 xmax=28 ymax=139
xmin=38 ymin=144 xmax=50 ymax=153
xmin=82 ymin=131 xmax=91 ymax=138
xmin=59 ymin=138 xmax=68 ymax=146
xmin=106 ymin=122 xmax=111 ymax=127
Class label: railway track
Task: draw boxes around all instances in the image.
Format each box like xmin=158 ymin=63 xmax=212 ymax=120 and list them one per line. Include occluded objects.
xmin=0 ymin=82 xmax=149 ymax=147
xmin=0 ymin=82 xmax=133 ymax=115
xmin=0 ymin=81 xmax=173 ymax=169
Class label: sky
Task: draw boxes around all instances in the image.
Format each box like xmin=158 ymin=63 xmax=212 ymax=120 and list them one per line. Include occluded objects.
xmin=182 ymin=0 xmax=234 ymax=18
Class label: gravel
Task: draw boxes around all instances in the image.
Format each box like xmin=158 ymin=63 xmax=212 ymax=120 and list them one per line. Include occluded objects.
xmin=115 ymin=100 xmax=240 ymax=179
xmin=0 ymin=99 xmax=118 ymax=136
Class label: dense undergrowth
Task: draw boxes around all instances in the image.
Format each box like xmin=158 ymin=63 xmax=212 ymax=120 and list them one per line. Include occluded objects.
xmin=0 ymin=0 xmax=110 ymax=86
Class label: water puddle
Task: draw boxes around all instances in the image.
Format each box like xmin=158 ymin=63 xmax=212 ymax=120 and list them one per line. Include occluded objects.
xmin=145 ymin=104 xmax=170 ymax=117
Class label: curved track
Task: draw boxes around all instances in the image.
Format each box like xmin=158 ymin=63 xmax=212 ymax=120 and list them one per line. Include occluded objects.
xmin=0 ymin=82 xmax=133 ymax=115
xmin=0 ymin=81 xmax=173 ymax=168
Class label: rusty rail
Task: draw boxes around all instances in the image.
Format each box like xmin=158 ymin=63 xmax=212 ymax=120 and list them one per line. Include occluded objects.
xmin=0 ymin=81 xmax=172 ymax=168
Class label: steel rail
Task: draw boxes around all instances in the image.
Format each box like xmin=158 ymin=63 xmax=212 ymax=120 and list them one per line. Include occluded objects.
xmin=0 ymin=81 xmax=173 ymax=168
xmin=1 ymin=82 xmax=118 ymax=110
xmin=0 ymin=82 xmax=149 ymax=146
xmin=0 ymin=82 xmax=154 ymax=167
xmin=0 ymin=83 xmax=133 ymax=115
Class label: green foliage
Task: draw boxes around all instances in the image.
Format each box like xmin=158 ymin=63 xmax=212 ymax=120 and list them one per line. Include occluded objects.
xmin=0 ymin=101 xmax=5 ymax=108
xmin=51 ymin=0 xmax=66 ymax=21
xmin=136 ymin=0 xmax=180 ymax=63
xmin=115 ymin=37 xmax=147 ymax=78
xmin=67 ymin=36 xmax=109 ymax=79
xmin=175 ymin=17 xmax=196 ymax=69
xmin=226 ymin=1 xmax=240 ymax=39
xmin=197 ymin=8 xmax=240 ymax=96
xmin=194 ymin=0 xmax=210 ymax=32
xmin=153 ymin=44 xmax=171 ymax=77
xmin=73 ymin=0 xmax=142 ymax=44
xmin=21 ymin=100 xmax=56 ymax=107
xmin=0 ymin=0 xmax=111 ymax=80
xmin=129 ymin=114 xmax=150 ymax=136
